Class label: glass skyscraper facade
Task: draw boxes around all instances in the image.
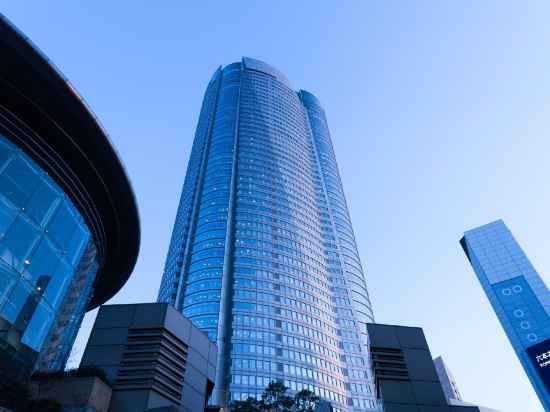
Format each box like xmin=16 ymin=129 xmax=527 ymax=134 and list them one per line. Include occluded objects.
xmin=461 ymin=220 xmax=550 ymax=410
xmin=158 ymin=57 xmax=376 ymax=411
xmin=0 ymin=13 xmax=140 ymax=400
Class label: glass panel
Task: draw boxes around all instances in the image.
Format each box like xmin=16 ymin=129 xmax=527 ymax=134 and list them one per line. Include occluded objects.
xmin=26 ymin=180 xmax=60 ymax=227
xmin=0 ymin=196 xmax=17 ymax=237
xmin=43 ymin=258 xmax=72 ymax=311
xmin=0 ymin=214 xmax=41 ymax=272
xmin=0 ymin=260 xmax=19 ymax=310
xmin=0 ymin=279 xmax=32 ymax=324
xmin=0 ymin=140 xmax=13 ymax=171
xmin=0 ymin=171 xmax=27 ymax=207
xmin=66 ymin=223 xmax=88 ymax=266
xmin=21 ymin=301 xmax=53 ymax=350
xmin=47 ymin=202 xmax=77 ymax=251
xmin=4 ymin=157 xmax=41 ymax=200
xmin=24 ymin=238 xmax=59 ymax=285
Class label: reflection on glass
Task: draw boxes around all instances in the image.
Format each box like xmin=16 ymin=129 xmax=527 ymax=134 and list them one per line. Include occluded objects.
xmin=0 ymin=135 xmax=97 ymax=364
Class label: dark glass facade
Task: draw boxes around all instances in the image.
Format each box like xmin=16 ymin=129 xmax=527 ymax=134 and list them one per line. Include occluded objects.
xmin=0 ymin=135 xmax=98 ymax=372
xmin=461 ymin=220 xmax=550 ymax=410
xmin=158 ymin=58 xmax=375 ymax=411
xmin=0 ymin=13 xmax=140 ymax=391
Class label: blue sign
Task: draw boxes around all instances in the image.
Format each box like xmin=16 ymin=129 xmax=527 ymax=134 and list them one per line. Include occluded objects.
xmin=527 ymin=338 xmax=550 ymax=393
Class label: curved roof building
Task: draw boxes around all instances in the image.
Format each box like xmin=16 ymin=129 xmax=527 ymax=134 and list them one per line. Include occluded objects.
xmin=0 ymin=13 xmax=140 ymax=385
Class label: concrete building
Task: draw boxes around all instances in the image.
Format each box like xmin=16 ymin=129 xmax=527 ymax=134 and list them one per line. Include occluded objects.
xmin=30 ymin=375 xmax=112 ymax=412
xmin=367 ymin=323 xmax=500 ymax=412
xmin=80 ymin=303 xmax=217 ymax=412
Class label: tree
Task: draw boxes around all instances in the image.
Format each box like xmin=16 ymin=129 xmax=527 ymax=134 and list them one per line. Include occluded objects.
xmin=293 ymin=389 xmax=320 ymax=412
xmin=259 ymin=381 xmax=294 ymax=412
xmin=230 ymin=396 xmax=260 ymax=412
xmin=229 ymin=381 xmax=321 ymax=412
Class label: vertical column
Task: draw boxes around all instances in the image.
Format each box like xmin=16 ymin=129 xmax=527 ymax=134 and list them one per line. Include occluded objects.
xmin=213 ymin=64 xmax=242 ymax=407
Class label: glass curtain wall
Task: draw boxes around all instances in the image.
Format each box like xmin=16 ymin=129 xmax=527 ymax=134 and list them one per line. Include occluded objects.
xmin=0 ymin=134 xmax=98 ymax=376
xmin=159 ymin=58 xmax=376 ymax=411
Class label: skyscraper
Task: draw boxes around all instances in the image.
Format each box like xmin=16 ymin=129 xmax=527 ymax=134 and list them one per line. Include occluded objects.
xmin=0 ymin=12 xmax=140 ymax=401
xmin=461 ymin=220 xmax=550 ymax=410
xmin=158 ymin=58 xmax=375 ymax=411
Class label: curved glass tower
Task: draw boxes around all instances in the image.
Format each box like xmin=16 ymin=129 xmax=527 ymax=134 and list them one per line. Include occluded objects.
xmin=158 ymin=57 xmax=375 ymax=411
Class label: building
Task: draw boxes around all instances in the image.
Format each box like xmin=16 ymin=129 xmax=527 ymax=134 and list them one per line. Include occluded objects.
xmin=367 ymin=323 xmax=499 ymax=412
xmin=30 ymin=374 xmax=112 ymax=412
xmin=461 ymin=220 xmax=550 ymax=410
xmin=157 ymin=57 xmax=376 ymax=410
xmin=0 ymin=11 xmax=140 ymax=399
xmin=433 ymin=356 xmax=462 ymax=402
xmin=79 ymin=303 xmax=217 ymax=412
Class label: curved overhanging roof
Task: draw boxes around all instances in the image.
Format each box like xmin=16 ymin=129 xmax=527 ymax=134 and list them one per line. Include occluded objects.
xmin=0 ymin=14 xmax=140 ymax=309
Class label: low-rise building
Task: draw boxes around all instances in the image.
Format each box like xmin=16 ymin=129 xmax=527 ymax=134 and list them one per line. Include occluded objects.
xmin=80 ymin=303 xmax=217 ymax=412
xmin=367 ymin=323 xmax=501 ymax=412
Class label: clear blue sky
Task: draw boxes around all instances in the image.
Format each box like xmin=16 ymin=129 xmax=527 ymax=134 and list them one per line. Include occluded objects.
xmin=4 ymin=1 xmax=550 ymax=410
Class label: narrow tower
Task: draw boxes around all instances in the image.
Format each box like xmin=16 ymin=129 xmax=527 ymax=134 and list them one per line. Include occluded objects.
xmin=461 ymin=220 xmax=550 ymax=410
xmin=159 ymin=58 xmax=375 ymax=410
